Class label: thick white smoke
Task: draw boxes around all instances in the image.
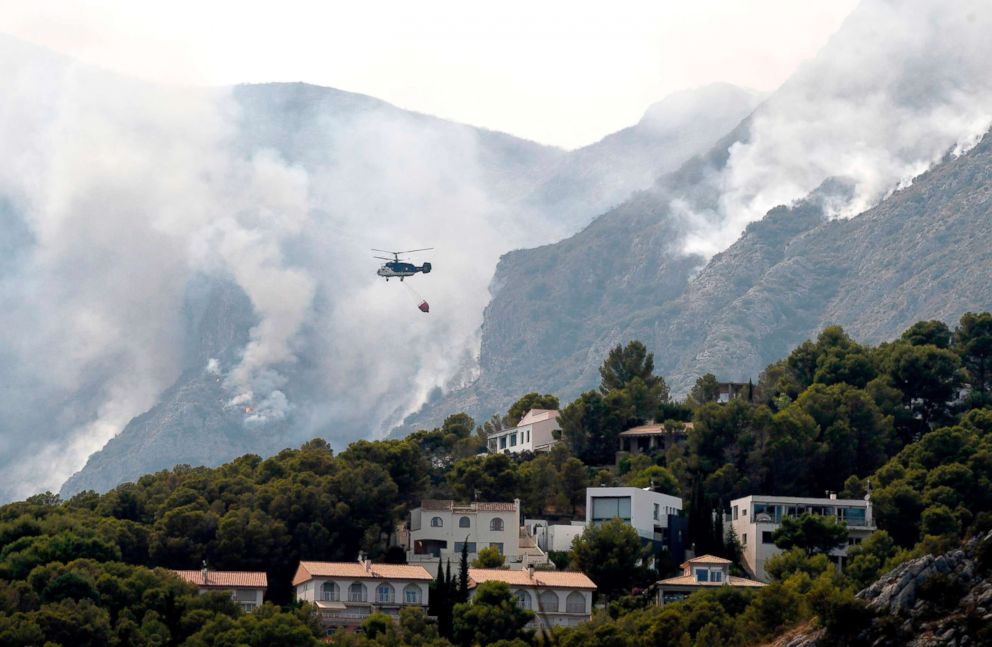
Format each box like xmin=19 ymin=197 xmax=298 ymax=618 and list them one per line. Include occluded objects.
xmin=679 ymin=0 xmax=992 ymax=257
xmin=0 ymin=37 xmax=577 ymax=500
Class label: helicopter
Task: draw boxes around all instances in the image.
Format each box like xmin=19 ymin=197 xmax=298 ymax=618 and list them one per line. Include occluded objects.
xmin=373 ymin=248 xmax=433 ymax=281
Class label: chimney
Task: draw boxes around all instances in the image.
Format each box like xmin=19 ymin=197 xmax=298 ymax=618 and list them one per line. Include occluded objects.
xmin=527 ymin=562 xmax=535 ymax=580
xmin=201 ymin=560 xmax=208 ymax=585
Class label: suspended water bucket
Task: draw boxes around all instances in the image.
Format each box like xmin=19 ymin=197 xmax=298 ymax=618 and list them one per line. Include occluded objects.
xmin=418 ymin=300 xmax=430 ymax=313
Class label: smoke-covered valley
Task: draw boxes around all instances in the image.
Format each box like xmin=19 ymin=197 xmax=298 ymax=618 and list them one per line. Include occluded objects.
xmin=0 ymin=35 xmax=761 ymax=500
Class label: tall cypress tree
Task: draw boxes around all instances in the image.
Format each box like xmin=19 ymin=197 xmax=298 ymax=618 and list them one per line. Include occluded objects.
xmin=458 ymin=537 xmax=470 ymax=603
xmin=437 ymin=559 xmax=454 ymax=638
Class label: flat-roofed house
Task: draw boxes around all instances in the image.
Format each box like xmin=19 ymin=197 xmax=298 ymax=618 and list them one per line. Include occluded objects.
xmin=292 ymin=556 xmax=433 ymax=630
xmin=729 ymin=493 xmax=876 ymax=581
xmin=655 ymin=555 xmax=765 ymax=605
xmin=468 ymin=566 xmax=596 ymax=629
xmin=487 ymin=409 xmax=561 ymax=454
xmin=171 ymin=568 xmax=267 ymax=612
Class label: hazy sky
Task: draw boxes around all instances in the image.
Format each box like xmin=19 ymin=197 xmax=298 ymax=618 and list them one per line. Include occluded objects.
xmin=1 ymin=0 xmax=859 ymax=148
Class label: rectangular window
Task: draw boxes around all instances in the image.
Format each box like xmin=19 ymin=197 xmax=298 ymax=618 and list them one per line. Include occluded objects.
xmin=843 ymin=508 xmax=866 ymax=526
xmin=694 ymin=568 xmax=709 ymax=583
xmin=454 ymin=542 xmax=477 ymax=553
xmin=733 ymin=506 xmax=738 ymax=521
xmin=526 ymin=429 xmax=530 ymax=443
xmin=591 ymin=497 xmax=632 ymax=523
xmin=510 ymin=434 xmax=517 ymax=447
xmin=712 ymin=570 xmax=724 ymax=582
xmin=653 ymin=503 xmax=660 ymax=521
xmin=848 ymin=537 xmax=862 ymax=546
xmin=405 ymin=588 xmax=420 ymax=604
xmin=489 ymin=542 xmax=504 ymax=554
xmin=762 ymin=531 xmax=774 ymax=544
xmin=742 ymin=533 xmax=747 ymax=545
xmin=499 ymin=436 xmax=507 ymax=449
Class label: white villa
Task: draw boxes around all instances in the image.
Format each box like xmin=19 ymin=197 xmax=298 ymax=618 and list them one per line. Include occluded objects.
xmin=292 ymin=557 xmax=432 ymax=630
xmin=404 ymin=498 xmax=546 ymax=572
xmin=468 ymin=566 xmax=596 ymax=629
xmin=488 ymin=409 xmax=561 ymax=454
xmin=171 ymin=568 xmax=267 ymax=612
xmin=656 ymin=555 xmax=765 ymax=605
xmin=728 ymin=493 xmax=876 ymax=581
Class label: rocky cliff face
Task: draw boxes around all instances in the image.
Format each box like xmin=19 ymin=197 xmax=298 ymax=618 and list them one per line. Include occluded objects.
xmin=779 ymin=531 xmax=992 ymax=647
xmin=399 ymin=129 xmax=992 ymax=433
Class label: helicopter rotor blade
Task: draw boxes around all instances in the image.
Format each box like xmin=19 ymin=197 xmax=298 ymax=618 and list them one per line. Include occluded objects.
xmin=394 ymin=248 xmax=433 ymax=254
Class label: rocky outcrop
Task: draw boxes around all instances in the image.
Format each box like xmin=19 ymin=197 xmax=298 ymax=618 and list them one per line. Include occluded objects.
xmin=780 ymin=531 xmax=992 ymax=647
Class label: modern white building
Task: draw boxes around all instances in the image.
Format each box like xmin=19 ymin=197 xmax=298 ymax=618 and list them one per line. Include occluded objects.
xmin=655 ymin=555 xmax=765 ymax=605
xmin=292 ymin=557 xmax=432 ymax=630
xmin=171 ymin=568 xmax=267 ymax=612
xmin=586 ymin=487 xmax=683 ymax=541
xmin=405 ymin=499 xmax=545 ymax=572
xmin=728 ymin=494 xmax=876 ymax=581
xmin=488 ymin=409 xmax=561 ymax=454
xmin=468 ymin=566 xmax=596 ymax=629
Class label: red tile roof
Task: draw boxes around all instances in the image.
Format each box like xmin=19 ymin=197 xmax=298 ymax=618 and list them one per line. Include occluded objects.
xmin=468 ymin=568 xmax=596 ymax=590
xmin=682 ymin=554 xmax=732 ymax=567
xmin=292 ymin=561 xmax=433 ymax=586
xmin=172 ymin=570 xmax=267 ymax=589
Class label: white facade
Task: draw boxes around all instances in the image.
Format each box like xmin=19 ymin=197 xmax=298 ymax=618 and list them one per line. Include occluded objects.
xmin=729 ymin=494 xmax=876 ymax=581
xmin=488 ymin=409 xmax=561 ymax=454
xmin=407 ymin=499 xmax=540 ymax=570
xmin=585 ymin=487 xmax=683 ymax=542
xmin=526 ymin=519 xmax=587 ymax=552
xmin=468 ymin=567 xmax=596 ymax=629
xmin=293 ymin=560 xmax=432 ymax=629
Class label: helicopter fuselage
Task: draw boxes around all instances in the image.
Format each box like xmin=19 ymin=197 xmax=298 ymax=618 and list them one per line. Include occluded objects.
xmin=377 ymin=261 xmax=432 ymax=280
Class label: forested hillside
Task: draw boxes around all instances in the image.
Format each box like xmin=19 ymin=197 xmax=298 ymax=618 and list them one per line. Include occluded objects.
xmin=3 ymin=313 xmax=991 ymax=644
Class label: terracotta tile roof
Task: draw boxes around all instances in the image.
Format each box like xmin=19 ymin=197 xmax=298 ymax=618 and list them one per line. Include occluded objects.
xmin=682 ymin=554 xmax=732 ymax=566
xmin=172 ymin=570 xmax=267 ymax=589
xmin=619 ymin=422 xmax=693 ymax=436
xmin=657 ymin=574 xmax=766 ymax=588
xmin=468 ymin=568 xmax=596 ymax=590
xmin=292 ymin=562 xmax=433 ymax=586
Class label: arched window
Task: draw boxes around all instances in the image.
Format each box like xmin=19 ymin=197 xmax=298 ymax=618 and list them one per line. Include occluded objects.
xmin=515 ymin=589 xmax=531 ymax=609
xmin=539 ymin=590 xmax=559 ymax=612
xmin=431 ymin=516 xmax=444 ymax=527
xmin=490 ymin=518 xmax=504 ymax=532
xmin=349 ymin=582 xmax=366 ymax=602
xmin=565 ymin=591 xmax=586 ymax=614
xmin=403 ymin=583 xmax=421 ymax=604
xmin=459 ymin=516 xmax=471 ymax=528
xmin=321 ymin=582 xmax=339 ymax=601
xmin=376 ymin=583 xmax=395 ymax=604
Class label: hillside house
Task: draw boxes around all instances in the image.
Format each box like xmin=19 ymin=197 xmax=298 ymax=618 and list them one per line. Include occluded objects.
xmin=656 ymin=555 xmax=765 ymax=605
xmin=292 ymin=556 xmax=432 ymax=630
xmin=468 ymin=565 xmax=596 ymax=629
xmin=617 ymin=421 xmax=692 ymax=455
xmin=728 ymin=493 xmax=876 ymax=581
xmin=171 ymin=568 xmax=267 ymax=612
xmin=487 ymin=409 xmax=561 ymax=454
xmin=404 ymin=498 xmax=546 ymax=573
xmin=586 ymin=487 xmax=687 ymax=562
